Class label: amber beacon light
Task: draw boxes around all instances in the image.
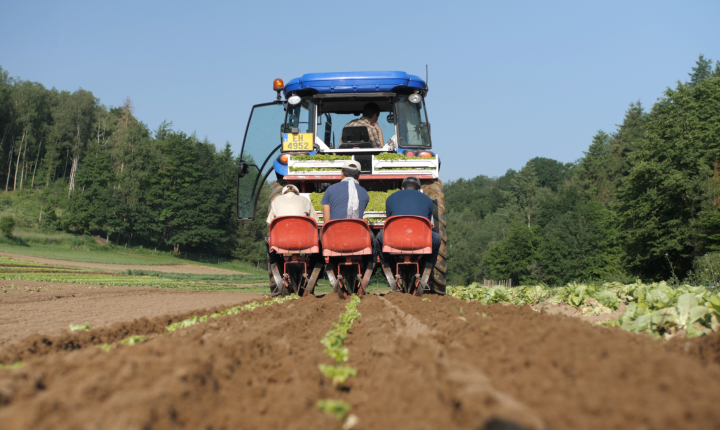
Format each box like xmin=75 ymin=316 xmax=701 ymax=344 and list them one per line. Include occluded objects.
xmin=273 ymin=79 xmax=284 ymax=101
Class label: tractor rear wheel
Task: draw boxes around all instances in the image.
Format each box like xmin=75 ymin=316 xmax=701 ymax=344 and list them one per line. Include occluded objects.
xmin=422 ymin=179 xmax=447 ymax=295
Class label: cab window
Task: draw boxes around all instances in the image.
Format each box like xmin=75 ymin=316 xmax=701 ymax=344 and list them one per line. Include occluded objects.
xmin=396 ymin=95 xmax=431 ymax=147
xmin=316 ymin=100 xmax=396 ymax=149
xmin=283 ymin=99 xmax=315 ymax=134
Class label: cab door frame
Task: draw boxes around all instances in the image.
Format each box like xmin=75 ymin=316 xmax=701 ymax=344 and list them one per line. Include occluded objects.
xmin=236 ymin=100 xmax=286 ymax=220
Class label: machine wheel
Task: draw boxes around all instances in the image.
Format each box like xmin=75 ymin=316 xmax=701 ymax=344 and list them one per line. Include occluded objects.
xmin=422 ymin=179 xmax=447 ymax=295
xmin=267 ymin=181 xmax=285 ymax=295
xmin=267 ymin=262 xmax=276 ymax=296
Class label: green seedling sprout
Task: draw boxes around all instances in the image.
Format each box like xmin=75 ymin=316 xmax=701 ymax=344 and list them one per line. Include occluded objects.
xmin=0 ymin=361 xmax=24 ymax=369
xmin=317 ymin=399 xmax=351 ymax=421
xmin=69 ymin=322 xmax=90 ymax=332
xmin=121 ymin=335 xmax=147 ymax=345
xmin=319 ymin=364 xmax=357 ymax=387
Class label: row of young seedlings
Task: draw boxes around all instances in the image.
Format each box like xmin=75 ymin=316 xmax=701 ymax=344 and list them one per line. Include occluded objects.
xmin=0 ymin=295 xmax=300 ymax=368
xmin=317 ymin=295 xmax=362 ymax=426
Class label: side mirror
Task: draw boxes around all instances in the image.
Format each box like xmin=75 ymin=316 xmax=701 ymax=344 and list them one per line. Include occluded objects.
xmin=237 ymin=161 xmax=248 ymax=178
xmin=386 ymin=112 xmax=395 ymax=124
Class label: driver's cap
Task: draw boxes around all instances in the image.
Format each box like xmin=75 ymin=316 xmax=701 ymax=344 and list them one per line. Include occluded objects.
xmin=343 ymin=160 xmax=361 ymax=171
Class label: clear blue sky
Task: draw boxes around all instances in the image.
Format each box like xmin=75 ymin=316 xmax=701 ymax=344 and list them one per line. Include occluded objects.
xmin=2 ymin=0 xmax=719 ymax=181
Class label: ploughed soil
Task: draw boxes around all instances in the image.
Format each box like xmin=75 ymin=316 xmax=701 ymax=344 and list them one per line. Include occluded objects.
xmin=0 ymin=251 xmax=247 ymax=274
xmin=1 ymin=293 xmax=720 ymax=429
xmin=0 ymin=280 xmax=262 ymax=347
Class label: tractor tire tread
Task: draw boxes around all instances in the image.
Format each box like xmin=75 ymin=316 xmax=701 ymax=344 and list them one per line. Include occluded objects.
xmin=422 ymin=179 xmax=447 ymax=295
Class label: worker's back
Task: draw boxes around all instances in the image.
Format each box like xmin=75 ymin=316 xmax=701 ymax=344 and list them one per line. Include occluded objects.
xmin=386 ymin=189 xmax=433 ymax=221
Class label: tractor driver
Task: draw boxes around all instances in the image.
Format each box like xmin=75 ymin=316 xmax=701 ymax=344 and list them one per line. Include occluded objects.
xmin=342 ymin=102 xmax=385 ymax=148
xmin=373 ymin=176 xmax=441 ymax=275
xmin=266 ymin=184 xmax=319 ymax=268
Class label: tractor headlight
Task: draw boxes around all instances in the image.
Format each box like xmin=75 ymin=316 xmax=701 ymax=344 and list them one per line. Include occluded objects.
xmin=287 ymin=94 xmax=301 ymax=105
xmin=408 ymin=93 xmax=422 ymax=104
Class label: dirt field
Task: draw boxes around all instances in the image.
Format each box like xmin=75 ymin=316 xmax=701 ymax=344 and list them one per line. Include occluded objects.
xmin=0 ymin=280 xmax=262 ymax=347
xmin=1 ymin=292 xmax=719 ymax=429
xmin=0 ymin=251 xmax=247 ymax=274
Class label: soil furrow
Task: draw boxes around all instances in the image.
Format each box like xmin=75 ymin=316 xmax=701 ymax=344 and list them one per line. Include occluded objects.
xmin=0 ymin=295 xmax=348 ymax=429
xmin=386 ymin=294 xmax=720 ymax=430
xmin=343 ymin=295 xmax=545 ymax=430
xmin=1 ymin=292 xmax=720 ymax=429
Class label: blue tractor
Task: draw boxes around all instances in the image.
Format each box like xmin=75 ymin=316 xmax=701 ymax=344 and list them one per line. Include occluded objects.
xmin=236 ymin=71 xmax=446 ymax=297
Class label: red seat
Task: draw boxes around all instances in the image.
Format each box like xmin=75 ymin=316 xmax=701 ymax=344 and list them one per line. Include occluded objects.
xmin=269 ymin=216 xmax=320 ymax=254
xmin=382 ymin=216 xmax=432 ymax=255
xmin=321 ymin=219 xmax=373 ymax=257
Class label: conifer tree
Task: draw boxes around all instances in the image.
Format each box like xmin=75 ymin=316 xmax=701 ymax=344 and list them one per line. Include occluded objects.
xmin=689 ymin=54 xmax=713 ymax=86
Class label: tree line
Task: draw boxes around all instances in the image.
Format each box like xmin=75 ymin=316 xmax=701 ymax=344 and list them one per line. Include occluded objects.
xmin=0 ymin=67 xmax=238 ymax=257
xmin=446 ymin=55 xmax=720 ymax=285
xmin=2 ymin=56 xmax=719 ymax=281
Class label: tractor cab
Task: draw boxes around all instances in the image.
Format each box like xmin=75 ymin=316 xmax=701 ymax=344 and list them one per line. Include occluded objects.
xmin=236 ymin=71 xmax=436 ymax=221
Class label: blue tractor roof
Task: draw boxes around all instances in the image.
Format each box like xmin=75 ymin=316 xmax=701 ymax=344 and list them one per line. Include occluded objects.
xmin=284 ymin=71 xmax=426 ymax=96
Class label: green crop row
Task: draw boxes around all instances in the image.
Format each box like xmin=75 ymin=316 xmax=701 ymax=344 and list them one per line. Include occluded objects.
xmin=375 ymin=167 xmax=433 ymax=171
xmin=320 ymin=294 xmax=361 ymax=364
xmin=317 ymin=295 xmax=362 ymax=423
xmin=0 ymin=257 xmax=47 ymax=267
xmin=0 ymin=272 xmax=263 ymax=293
xmin=309 ymin=190 xmax=397 ymax=213
xmin=0 ymin=267 xmax=86 ymax=273
xmin=448 ymin=281 xmax=720 ymax=339
xmin=71 ymin=296 xmax=300 ymax=356
xmin=166 ymin=294 xmax=299 ymax=333
xmin=0 ymin=272 xmax=203 ymax=289
xmin=289 ymin=167 xmax=342 ymax=172
xmin=291 ymin=154 xmax=351 ymax=161
xmin=375 ymin=153 xmax=436 ymax=160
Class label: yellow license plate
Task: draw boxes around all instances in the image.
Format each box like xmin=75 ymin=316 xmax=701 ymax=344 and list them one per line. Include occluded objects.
xmin=282 ymin=133 xmax=313 ymax=151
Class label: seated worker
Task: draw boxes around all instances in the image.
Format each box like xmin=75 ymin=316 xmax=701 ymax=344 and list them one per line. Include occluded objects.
xmin=266 ymin=184 xmax=319 ymax=267
xmin=342 ymin=102 xmax=385 ymax=148
xmin=321 ymin=160 xmax=370 ymax=220
xmin=373 ymin=176 xmax=441 ymax=273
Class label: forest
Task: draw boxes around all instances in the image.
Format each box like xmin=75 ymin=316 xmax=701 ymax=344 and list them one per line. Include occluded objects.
xmin=447 ymin=55 xmax=720 ymax=285
xmin=0 ymin=67 xmax=239 ymax=257
xmin=1 ymin=55 xmax=719 ymax=285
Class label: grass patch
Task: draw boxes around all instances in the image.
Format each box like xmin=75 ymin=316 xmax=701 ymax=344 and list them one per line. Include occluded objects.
xmin=0 ymin=257 xmax=266 ymax=293
xmin=0 ymin=235 xmax=265 ymax=276
xmin=124 ymin=270 xmax=266 ymax=284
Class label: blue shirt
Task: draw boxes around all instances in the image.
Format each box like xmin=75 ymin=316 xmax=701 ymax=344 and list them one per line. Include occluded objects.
xmin=321 ymin=181 xmax=370 ymax=220
xmin=385 ymin=189 xmax=434 ymax=221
